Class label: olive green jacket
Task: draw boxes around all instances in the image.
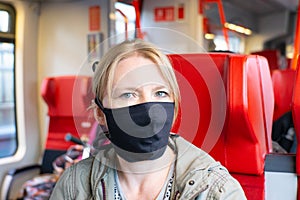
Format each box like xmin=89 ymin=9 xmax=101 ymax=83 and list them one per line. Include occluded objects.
xmin=50 ymin=135 xmax=247 ymax=200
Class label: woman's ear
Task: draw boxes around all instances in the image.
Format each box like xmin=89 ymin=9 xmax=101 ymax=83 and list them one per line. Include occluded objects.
xmin=94 ymin=107 xmax=106 ymax=125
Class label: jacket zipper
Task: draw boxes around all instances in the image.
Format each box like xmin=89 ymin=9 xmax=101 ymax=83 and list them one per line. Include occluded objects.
xmin=101 ymin=179 xmax=107 ymax=200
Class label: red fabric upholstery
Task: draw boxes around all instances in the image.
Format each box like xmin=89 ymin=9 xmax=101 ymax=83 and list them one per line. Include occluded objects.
xmin=287 ymin=58 xmax=292 ymax=69
xmin=292 ymin=61 xmax=300 ymax=176
xmin=291 ymin=60 xmax=300 ymax=200
xmin=232 ymin=173 xmax=265 ymax=200
xmin=41 ymin=76 xmax=94 ymax=150
xmin=272 ymin=69 xmax=297 ymax=121
xmin=251 ymin=49 xmax=280 ymax=71
xmin=257 ymin=56 xmax=275 ymax=152
xmin=169 ymin=53 xmax=227 ymax=152
xmin=168 ymin=53 xmax=274 ymax=200
xmin=226 ymin=55 xmax=273 ymax=172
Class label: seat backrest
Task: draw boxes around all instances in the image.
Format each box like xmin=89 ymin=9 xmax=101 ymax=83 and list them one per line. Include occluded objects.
xmin=251 ymin=49 xmax=280 ymax=71
xmin=291 ymin=59 xmax=300 ymax=200
xmin=292 ymin=60 xmax=300 ymax=175
xmin=169 ymin=53 xmax=228 ymax=152
xmin=225 ymin=54 xmax=274 ymax=174
xmin=168 ymin=53 xmax=274 ymax=175
xmin=40 ymin=75 xmax=94 ymax=173
xmin=169 ymin=53 xmax=274 ymax=200
xmin=272 ymin=69 xmax=296 ymax=121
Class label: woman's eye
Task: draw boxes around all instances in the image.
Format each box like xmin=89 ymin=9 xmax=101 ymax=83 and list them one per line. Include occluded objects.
xmin=120 ymin=93 xmax=134 ymax=99
xmin=155 ymin=91 xmax=169 ymax=97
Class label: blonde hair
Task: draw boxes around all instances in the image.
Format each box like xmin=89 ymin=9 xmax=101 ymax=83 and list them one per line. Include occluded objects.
xmin=92 ymin=39 xmax=180 ymax=118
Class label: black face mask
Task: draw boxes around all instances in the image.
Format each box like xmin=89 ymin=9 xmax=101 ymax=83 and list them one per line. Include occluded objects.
xmin=95 ymin=98 xmax=174 ymax=162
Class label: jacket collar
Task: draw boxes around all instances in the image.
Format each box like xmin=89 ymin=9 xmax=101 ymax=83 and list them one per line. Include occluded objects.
xmin=91 ymin=135 xmax=217 ymax=198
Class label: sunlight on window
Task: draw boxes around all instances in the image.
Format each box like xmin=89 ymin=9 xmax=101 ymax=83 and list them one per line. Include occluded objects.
xmin=214 ymin=36 xmax=228 ymax=51
xmin=115 ymin=2 xmax=136 ymax=40
xmin=0 ymin=10 xmax=9 ymax=32
xmin=214 ymin=35 xmax=244 ymax=53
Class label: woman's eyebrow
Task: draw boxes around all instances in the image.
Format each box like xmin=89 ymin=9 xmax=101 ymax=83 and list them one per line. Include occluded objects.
xmin=112 ymin=83 xmax=170 ymax=93
xmin=112 ymin=87 xmax=136 ymax=92
xmin=151 ymin=85 xmax=171 ymax=90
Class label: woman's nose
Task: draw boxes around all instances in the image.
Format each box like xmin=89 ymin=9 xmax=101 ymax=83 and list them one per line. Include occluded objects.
xmin=136 ymin=86 xmax=155 ymax=104
xmin=138 ymin=92 xmax=153 ymax=104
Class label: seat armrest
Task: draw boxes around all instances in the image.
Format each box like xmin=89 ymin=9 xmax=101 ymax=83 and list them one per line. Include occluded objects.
xmin=1 ymin=164 xmax=41 ymax=200
xmin=6 ymin=164 xmax=41 ymax=176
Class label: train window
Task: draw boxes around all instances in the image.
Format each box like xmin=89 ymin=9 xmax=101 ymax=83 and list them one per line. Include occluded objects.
xmin=115 ymin=2 xmax=136 ymax=40
xmin=0 ymin=3 xmax=16 ymax=158
xmin=214 ymin=35 xmax=245 ymax=53
xmin=0 ymin=11 xmax=9 ymax=32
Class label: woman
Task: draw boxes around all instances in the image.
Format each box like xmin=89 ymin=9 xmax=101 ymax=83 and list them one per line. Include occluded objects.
xmin=50 ymin=39 xmax=246 ymax=199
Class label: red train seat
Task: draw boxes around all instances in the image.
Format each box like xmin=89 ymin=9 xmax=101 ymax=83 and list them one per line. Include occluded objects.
xmin=1 ymin=75 xmax=95 ymax=200
xmin=251 ymin=49 xmax=281 ymax=71
xmin=40 ymin=75 xmax=94 ymax=173
xmin=272 ymin=69 xmax=296 ymax=121
xmin=291 ymin=60 xmax=300 ymax=199
xmin=168 ymin=53 xmax=274 ymax=199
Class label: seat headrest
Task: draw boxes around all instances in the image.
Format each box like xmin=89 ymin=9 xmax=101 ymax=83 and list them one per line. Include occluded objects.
xmin=41 ymin=76 xmax=93 ymax=117
xmin=272 ymin=69 xmax=296 ymax=121
xmin=251 ymin=49 xmax=280 ymax=71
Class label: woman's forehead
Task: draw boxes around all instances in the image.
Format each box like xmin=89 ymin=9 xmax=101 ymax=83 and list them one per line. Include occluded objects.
xmin=112 ymin=55 xmax=169 ymax=88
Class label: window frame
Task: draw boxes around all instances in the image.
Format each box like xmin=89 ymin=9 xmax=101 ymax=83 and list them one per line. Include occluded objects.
xmin=0 ymin=3 xmax=15 ymax=43
xmin=0 ymin=2 xmax=17 ymax=158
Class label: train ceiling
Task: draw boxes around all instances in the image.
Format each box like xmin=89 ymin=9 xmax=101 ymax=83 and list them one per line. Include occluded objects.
xmin=19 ymin=0 xmax=299 ymax=15
xmin=223 ymin=0 xmax=298 ymax=15
xmin=204 ymin=0 xmax=299 ymax=34
xmin=19 ymin=0 xmax=298 ymax=34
